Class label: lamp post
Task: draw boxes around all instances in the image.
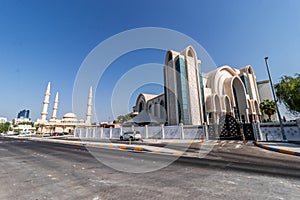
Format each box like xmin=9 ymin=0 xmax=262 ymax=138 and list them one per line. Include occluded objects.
xmin=264 ymin=57 xmax=286 ymax=141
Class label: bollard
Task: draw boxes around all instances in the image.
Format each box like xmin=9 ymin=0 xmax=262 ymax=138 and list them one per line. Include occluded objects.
xmin=265 ymin=133 xmax=268 ymax=141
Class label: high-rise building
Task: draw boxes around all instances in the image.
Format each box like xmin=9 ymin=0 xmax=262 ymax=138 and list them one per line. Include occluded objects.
xmin=17 ymin=109 xmax=30 ymax=119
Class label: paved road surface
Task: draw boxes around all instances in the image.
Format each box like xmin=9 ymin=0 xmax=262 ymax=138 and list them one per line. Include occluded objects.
xmin=0 ymin=137 xmax=300 ymax=200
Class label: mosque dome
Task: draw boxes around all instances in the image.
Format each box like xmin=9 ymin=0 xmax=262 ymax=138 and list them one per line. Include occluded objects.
xmin=62 ymin=113 xmax=77 ymax=121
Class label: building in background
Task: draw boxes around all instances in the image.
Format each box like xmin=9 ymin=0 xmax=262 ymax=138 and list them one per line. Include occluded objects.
xmin=257 ymin=80 xmax=277 ymax=122
xmin=17 ymin=109 xmax=30 ymax=119
xmin=35 ymin=82 xmax=93 ymax=134
xmin=133 ymin=45 xmax=264 ymax=126
xmin=0 ymin=117 xmax=7 ymax=123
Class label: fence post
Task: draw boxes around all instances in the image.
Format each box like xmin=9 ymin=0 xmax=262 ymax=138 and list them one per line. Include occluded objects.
xmin=180 ymin=123 xmax=184 ymax=139
xmin=145 ymin=125 xmax=148 ymax=139
xmin=109 ymin=127 xmax=112 ymax=139
xmin=100 ymin=127 xmax=103 ymax=139
xmin=93 ymin=127 xmax=96 ymax=138
xmin=161 ymin=124 xmax=165 ymax=139
xmin=256 ymin=122 xmax=262 ymax=141
xmin=120 ymin=126 xmax=123 ymax=136
xmin=203 ymin=123 xmax=209 ymax=140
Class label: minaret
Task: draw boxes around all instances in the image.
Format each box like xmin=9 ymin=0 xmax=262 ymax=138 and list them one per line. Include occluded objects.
xmin=86 ymin=86 xmax=92 ymax=125
xmin=41 ymin=82 xmax=51 ymax=121
xmin=51 ymin=92 xmax=59 ymax=120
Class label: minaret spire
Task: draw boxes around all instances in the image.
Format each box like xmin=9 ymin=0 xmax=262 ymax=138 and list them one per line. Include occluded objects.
xmin=41 ymin=82 xmax=51 ymax=121
xmin=51 ymin=92 xmax=59 ymax=120
xmin=86 ymin=86 xmax=92 ymax=125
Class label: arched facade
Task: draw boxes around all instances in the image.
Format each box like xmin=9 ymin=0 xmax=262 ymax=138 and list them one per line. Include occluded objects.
xmin=133 ymin=46 xmax=262 ymax=126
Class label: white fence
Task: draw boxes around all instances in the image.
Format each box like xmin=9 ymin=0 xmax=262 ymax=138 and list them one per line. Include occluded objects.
xmin=75 ymin=121 xmax=300 ymax=141
xmin=75 ymin=124 xmax=207 ymax=140
xmin=254 ymin=122 xmax=300 ymax=141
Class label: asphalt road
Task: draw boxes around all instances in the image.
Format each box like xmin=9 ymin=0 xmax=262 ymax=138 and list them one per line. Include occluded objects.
xmin=0 ymin=137 xmax=300 ymax=200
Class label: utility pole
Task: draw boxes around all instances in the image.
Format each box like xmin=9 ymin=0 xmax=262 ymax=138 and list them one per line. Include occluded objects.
xmin=264 ymin=57 xmax=286 ymax=141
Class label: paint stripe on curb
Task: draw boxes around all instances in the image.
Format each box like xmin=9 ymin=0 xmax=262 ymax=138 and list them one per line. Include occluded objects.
xmin=26 ymin=137 xmax=184 ymax=156
xmin=255 ymin=142 xmax=300 ymax=157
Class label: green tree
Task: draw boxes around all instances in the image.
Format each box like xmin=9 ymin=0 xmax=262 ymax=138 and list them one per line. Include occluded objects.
xmin=18 ymin=121 xmax=34 ymax=126
xmin=116 ymin=114 xmax=132 ymax=123
xmin=260 ymin=99 xmax=276 ymax=122
xmin=0 ymin=122 xmax=11 ymax=133
xmin=275 ymin=73 xmax=300 ymax=115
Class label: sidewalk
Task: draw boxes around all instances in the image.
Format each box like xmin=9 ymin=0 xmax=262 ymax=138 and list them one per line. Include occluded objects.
xmin=255 ymin=142 xmax=300 ymax=157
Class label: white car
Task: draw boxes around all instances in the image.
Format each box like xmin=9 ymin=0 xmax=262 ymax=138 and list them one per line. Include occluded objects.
xmin=120 ymin=131 xmax=142 ymax=141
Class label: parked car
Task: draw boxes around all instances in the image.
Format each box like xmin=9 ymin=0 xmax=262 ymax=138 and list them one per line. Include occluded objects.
xmin=120 ymin=131 xmax=142 ymax=141
xmin=53 ymin=132 xmax=66 ymax=136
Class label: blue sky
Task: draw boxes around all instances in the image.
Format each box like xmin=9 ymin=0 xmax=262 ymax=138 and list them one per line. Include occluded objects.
xmin=0 ymin=0 xmax=299 ymax=121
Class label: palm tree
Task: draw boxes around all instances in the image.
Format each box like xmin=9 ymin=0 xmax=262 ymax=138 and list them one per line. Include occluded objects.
xmin=260 ymin=99 xmax=276 ymax=122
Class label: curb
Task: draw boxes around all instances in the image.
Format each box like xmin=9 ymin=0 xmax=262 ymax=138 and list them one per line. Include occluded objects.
xmin=255 ymin=142 xmax=300 ymax=157
xmin=24 ymin=137 xmax=185 ymax=156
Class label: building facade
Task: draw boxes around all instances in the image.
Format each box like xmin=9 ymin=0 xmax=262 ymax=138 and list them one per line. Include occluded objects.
xmin=133 ymin=46 xmax=264 ymax=126
xmin=17 ymin=109 xmax=30 ymax=119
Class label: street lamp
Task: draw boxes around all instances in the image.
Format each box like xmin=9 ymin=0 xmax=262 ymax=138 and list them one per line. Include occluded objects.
xmin=264 ymin=57 xmax=286 ymax=141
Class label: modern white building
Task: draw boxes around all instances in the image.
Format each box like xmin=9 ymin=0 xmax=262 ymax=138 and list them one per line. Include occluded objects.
xmin=133 ymin=46 xmax=265 ymax=126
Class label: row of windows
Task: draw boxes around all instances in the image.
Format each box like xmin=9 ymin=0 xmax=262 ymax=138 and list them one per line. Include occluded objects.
xmin=175 ymin=58 xmax=191 ymax=124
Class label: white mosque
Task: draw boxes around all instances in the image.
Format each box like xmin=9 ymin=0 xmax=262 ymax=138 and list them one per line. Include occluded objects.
xmin=133 ymin=45 xmax=267 ymax=127
xmin=36 ymin=82 xmax=93 ymax=134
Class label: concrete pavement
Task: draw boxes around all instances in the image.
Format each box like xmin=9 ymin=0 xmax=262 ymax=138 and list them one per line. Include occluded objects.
xmin=1 ymin=137 xmax=300 ymax=199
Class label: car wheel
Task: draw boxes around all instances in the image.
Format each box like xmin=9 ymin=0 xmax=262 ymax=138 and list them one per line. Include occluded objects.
xmin=120 ymin=136 xmax=123 ymax=141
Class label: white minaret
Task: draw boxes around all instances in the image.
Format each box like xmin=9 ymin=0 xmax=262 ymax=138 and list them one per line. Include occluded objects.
xmin=51 ymin=92 xmax=59 ymax=120
xmin=86 ymin=86 xmax=92 ymax=125
xmin=41 ymin=82 xmax=51 ymax=121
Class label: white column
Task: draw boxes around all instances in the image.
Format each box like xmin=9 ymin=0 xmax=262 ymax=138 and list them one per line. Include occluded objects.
xmin=145 ymin=125 xmax=148 ymax=139
xmin=41 ymin=82 xmax=51 ymax=121
xmin=109 ymin=127 xmax=112 ymax=139
xmin=161 ymin=124 xmax=165 ymax=139
xmin=51 ymin=92 xmax=59 ymax=120
xmin=86 ymin=86 xmax=93 ymax=126
xmin=180 ymin=123 xmax=184 ymax=139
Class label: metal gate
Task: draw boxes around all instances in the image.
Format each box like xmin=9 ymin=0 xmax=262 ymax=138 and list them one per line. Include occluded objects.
xmin=208 ymin=114 xmax=255 ymax=140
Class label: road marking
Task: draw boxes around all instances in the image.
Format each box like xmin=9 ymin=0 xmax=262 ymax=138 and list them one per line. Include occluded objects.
xmin=152 ymin=150 xmax=160 ymax=153
xmin=279 ymin=149 xmax=295 ymax=155
xmin=173 ymin=151 xmax=183 ymax=155
xmin=134 ymin=147 xmax=143 ymax=151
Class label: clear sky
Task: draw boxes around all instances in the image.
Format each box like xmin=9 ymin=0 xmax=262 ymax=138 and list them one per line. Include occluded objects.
xmin=0 ymin=0 xmax=299 ymax=121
